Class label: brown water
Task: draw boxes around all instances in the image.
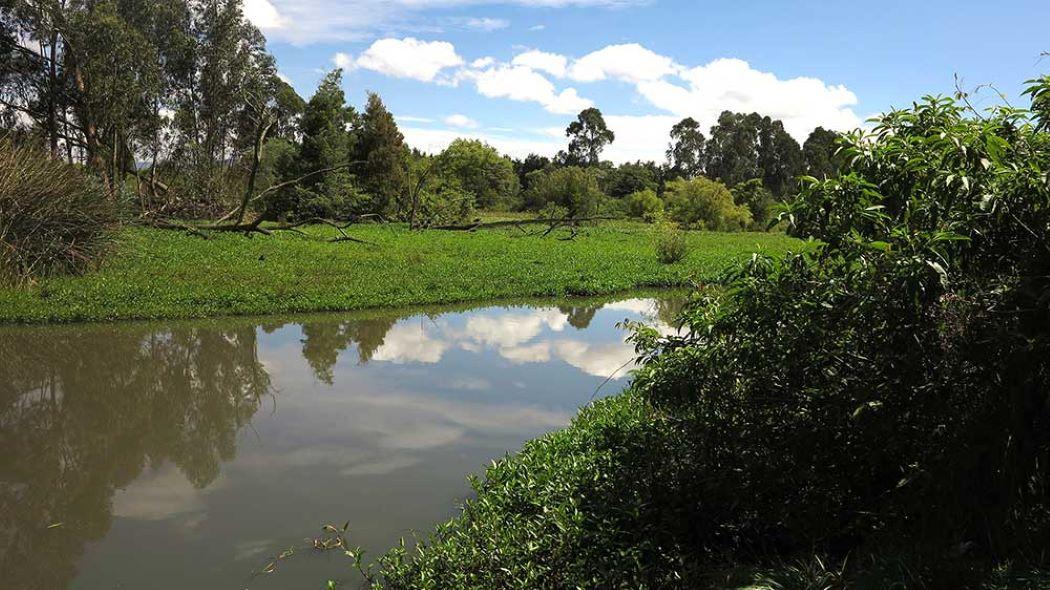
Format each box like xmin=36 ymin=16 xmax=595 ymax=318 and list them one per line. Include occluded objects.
xmin=0 ymin=295 xmax=684 ymax=590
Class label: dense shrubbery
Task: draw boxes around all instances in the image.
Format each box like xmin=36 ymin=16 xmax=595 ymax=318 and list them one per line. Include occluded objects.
xmin=625 ymin=188 xmax=664 ymax=221
xmin=664 ymin=176 xmax=752 ymax=230
xmin=0 ymin=141 xmax=117 ymax=284
xmin=359 ymin=78 xmax=1050 ymax=588
xmin=523 ymin=166 xmax=604 ymax=217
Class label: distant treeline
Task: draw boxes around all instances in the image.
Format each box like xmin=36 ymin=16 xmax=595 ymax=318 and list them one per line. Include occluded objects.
xmin=0 ymin=0 xmax=843 ymax=228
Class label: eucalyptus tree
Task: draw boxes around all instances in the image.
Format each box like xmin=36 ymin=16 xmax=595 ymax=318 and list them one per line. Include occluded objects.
xmin=802 ymin=126 xmax=842 ymax=179
xmin=666 ymin=117 xmax=706 ymax=179
xmin=566 ymin=107 xmax=614 ymax=166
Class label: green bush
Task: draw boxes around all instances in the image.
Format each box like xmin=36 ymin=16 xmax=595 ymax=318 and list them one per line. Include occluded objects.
xmin=664 ymin=176 xmax=751 ymax=230
xmin=731 ymin=178 xmax=776 ymax=229
xmin=358 ymin=76 xmax=1050 ymax=589
xmin=625 ymin=188 xmax=664 ymax=222
xmin=0 ymin=140 xmax=117 ymax=284
xmin=523 ymin=166 xmax=603 ymax=217
xmin=654 ymin=221 xmax=686 ymax=264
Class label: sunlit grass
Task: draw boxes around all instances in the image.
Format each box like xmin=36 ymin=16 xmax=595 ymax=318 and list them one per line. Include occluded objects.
xmin=0 ymin=222 xmax=806 ymax=323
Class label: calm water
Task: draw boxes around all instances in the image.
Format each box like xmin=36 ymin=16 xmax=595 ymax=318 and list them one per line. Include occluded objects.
xmin=0 ymin=295 xmax=684 ymax=590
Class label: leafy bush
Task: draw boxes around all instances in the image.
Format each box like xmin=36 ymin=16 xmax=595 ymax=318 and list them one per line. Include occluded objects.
xmin=358 ymin=77 xmax=1050 ymax=588
xmin=654 ymin=221 xmax=686 ymax=264
xmin=438 ymin=139 xmax=520 ymax=210
xmin=625 ymin=188 xmax=664 ymax=222
xmin=0 ymin=141 xmax=117 ymax=284
xmin=731 ymin=178 xmax=776 ymax=229
xmin=664 ymin=176 xmax=751 ymax=230
xmin=523 ymin=166 xmax=604 ymax=217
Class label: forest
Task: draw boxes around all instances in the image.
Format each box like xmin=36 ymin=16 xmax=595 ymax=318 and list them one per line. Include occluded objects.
xmin=2 ymin=1 xmax=1050 ymax=589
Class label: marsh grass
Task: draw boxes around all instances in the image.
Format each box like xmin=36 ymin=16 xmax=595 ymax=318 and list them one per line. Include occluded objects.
xmin=0 ymin=222 xmax=802 ymax=323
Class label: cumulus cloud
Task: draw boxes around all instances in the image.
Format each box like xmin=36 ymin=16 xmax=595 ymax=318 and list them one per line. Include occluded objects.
xmin=471 ymin=64 xmax=592 ymax=114
xmin=512 ymin=49 xmax=568 ymax=77
xmin=243 ymin=0 xmax=287 ymax=30
xmin=444 ymin=114 xmax=480 ymax=128
xmin=332 ymin=51 xmax=355 ymax=70
xmin=568 ymin=43 xmax=680 ymax=83
xmin=636 ymin=57 xmax=862 ymax=141
xmin=353 ymin=37 xmax=464 ymax=82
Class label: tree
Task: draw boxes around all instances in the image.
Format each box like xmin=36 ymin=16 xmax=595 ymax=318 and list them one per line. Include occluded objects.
xmin=566 ymin=107 xmax=614 ymax=166
xmin=704 ymin=111 xmax=803 ymax=197
xmin=667 ymin=117 xmax=706 ymax=179
xmin=756 ymin=116 xmax=803 ymax=196
xmin=357 ymin=91 xmax=408 ymax=215
xmin=603 ymin=162 xmax=657 ymax=199
xmin=524 ymin=166 xmax=603 ymax=217
xmin=292 ymin=69 xmax=360 ymax=216
xmin=625 ymin=188 xmax=663 ymax=222
xmin=514 ymin=153 xmax=551 ymax=189
xmin=663 ymin=176 xmax=751 ymax=231
xmin=438 ymin=139 xmax=519 ymax=209
xmin=731 ymin=178 xmax=775 ymax=229
xmin=802 ymin=126 xmax=842 ymax=179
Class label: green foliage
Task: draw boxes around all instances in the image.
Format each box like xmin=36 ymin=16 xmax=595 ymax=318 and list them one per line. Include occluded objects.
xmin=667 ymin=117 xmax=706 ymax=179
xmin=565 ymin=107 xmax=615 ymax=166
xmin=358 ymin=92 xmax=409 ymax=215
xmin=625 ymin=189 xmax=664 ymax=222
xmin=602 ymin=162 xmax=658 ymax=199
xmin=731 ymin=178 xmax=776 ymax=229
xmin=801 ymin=126 xmax=843 ymax=179
xmin=0 ymin=222 xmax=801 ymax=323
xmin=705 ymin=111 xmax=804 ymax=196
xmin=357 ymin=77 xmax=1050 ymax=589
xmin=0 ymin=141 xmax=117 ymax=284
xmin=437 ymin=139 xmax=519 ymax=209
xmin=664 ymin=176 xmax=751 ymax=230
xmin=523 ymin=166 xmax=604 ymax=217
xmin=654 ymin=221 xmax=687 ymax=264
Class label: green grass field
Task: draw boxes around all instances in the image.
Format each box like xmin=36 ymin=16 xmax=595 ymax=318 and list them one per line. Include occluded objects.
xmin=0 ymin=222 xmax=806 ymax=324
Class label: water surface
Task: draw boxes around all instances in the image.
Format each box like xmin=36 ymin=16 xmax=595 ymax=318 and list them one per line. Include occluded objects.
xmin=0 ymin=295 xmax=683 ymax=589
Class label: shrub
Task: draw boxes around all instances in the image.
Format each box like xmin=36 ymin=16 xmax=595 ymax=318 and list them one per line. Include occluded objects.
xmin=654 ymin=220 xmax=686 ymax=264
xmin=731 ymin=178 xmax=776 ymax=229
xmin=358 ymin=76 xmax=1050 ymax=589
xmin=0 ymin=141 xmax=117 ymax=284
xmin=523 ymin=166 xmax=603 ymax=217
xmin=438 ymin=139 xmax=520 ymax=210
xmin=625 ymin=188 xmax=664 ymax=222
xmin=664 ymin=176 xmax=751 ymax=230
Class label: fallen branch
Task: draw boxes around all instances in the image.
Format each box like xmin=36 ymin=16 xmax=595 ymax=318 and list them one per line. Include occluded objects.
xmin=433 ymin=216 xmax=620 ymax=232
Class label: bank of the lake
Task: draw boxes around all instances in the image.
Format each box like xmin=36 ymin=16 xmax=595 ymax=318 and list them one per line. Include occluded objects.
xmin=0 ymin=222 xmax=805 ymax=324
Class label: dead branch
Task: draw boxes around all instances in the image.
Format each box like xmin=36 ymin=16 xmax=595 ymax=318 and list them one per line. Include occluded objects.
xmin=433 ymin=216 xmax=620 ymax=232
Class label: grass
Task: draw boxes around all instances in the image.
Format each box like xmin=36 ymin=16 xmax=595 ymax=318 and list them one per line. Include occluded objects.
xmin=0 ymin=221 xmax=804 ymax=324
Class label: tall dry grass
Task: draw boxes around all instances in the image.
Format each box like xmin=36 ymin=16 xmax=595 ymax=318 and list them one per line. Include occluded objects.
xmin=0 ymin=139 xmax=117 ymax=284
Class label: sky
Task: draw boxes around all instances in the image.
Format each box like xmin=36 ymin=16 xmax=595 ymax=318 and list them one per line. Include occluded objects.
xmin=244 ymin=0 xmax=1050 ymax=163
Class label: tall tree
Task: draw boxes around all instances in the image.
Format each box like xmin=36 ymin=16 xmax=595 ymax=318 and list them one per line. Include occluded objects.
xmin=565 ymin=107 xmax=614 ymax=166
xmin=802 ymin=126 xmax=842 ymax=179
xmin=705 ymin=111 xmax=804 ymax=197
xmin=357 ymin=91 xmax=407 ymax=215
xmin=297 ymin=69 xmax=354 ymax=194
xmin=666 ymin=117 xmax=706 ymax=179
xmin=756 ymin=116 xmax=803 ymax=196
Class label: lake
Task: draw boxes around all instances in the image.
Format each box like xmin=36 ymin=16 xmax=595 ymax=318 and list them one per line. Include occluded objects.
xmin=0 ymin=294 xmax=684 ymax=589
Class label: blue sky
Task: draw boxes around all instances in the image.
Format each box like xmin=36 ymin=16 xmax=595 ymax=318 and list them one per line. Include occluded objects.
xmin=245 ymin=0 xmax=1050 ymax=162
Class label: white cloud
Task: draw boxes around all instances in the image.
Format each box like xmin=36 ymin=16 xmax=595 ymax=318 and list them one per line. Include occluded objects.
xmin=246 ymin=0 xmax=640 ymax=44
xmin=512 ymin=49 xmax=569 ymax=78
xmin=396 ymin=114 xmax=435 ymax=124
xmin=444 ymin=114 xmax=480 ymax=128
xmin=332 ymin=51 xmax=355 ymax=71
xmin=372 ymin=322 xmax=450 ymax=364
xmin=568 ymin=43 xmax=680 ymax=83
xmin=401 ymin=126 xmax=564 ymax=159
xmin=529 ymin=24 xmax=547 ymax=31
xmin=471 ymin=57 xmax=496 ymax=69
xmin=354 ymin=37 xmax=464 ymax=82
xmin=457 ymin=17 xmax=510 ymax=31
xmin=472 ymin=64 xmax=592 ymax=114
xmin=243 ymin=0 xmax=287 ymax=30
xmin=636 ymin=57 xmax=862 ymax=141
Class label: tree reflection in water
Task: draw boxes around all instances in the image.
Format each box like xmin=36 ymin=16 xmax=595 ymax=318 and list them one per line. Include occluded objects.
xmin=0 ymin=324 xmax=271 ymax=590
